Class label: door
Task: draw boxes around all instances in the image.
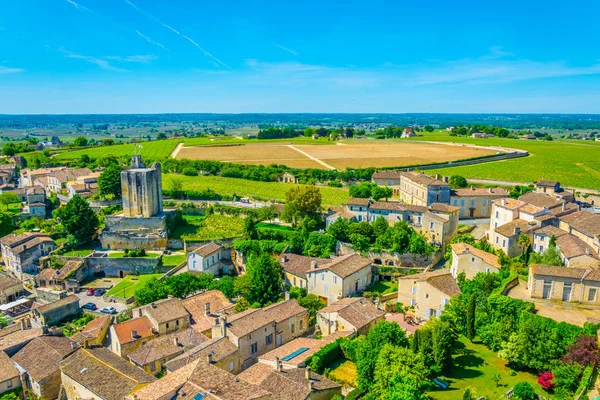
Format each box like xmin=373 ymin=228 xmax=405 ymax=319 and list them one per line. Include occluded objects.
xmin=355 ymin=281 xmax=359 ymax=293
xmin=542 ymin=283 xmax=551 ymax=299
xmin=469 ymin=208 xmax=474 ymax=218
xmin=277 ymin=334 xmax=282 ymax=346
xmin=562 ymin=285 xmax=572 ymax=302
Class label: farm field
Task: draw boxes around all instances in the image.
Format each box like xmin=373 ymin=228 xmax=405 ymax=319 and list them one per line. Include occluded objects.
xmin=105 ymin=273 xmax=163 ymax=298
xmin=163 ymin=174 xmax=349 ymax=206
xmin=407 ymin=132 xmax=600 ymax=190
xmin=54 ymin=139 xmax=180 ymax=161
xmin=427 ymin=337 xmax=545 ymax=399
xmin=171 ymin=214 xmax=245 ymax=242
xmin=175 ymin=141 xmax=496 ymax=170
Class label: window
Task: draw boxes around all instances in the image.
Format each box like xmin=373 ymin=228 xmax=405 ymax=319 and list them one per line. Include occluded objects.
xmin=470 ymin=199 xmax=475 ymax=206
xmin=483 ymin=199 xmax=487 ymax=206
xmin=485 ymin=268 xmax=490 ymax=273
xmin=229 ymin=361 xmax=234 ymax=372
xmin=333 ymin=276 xmax=337 ymax=284
xmin=495 ymin=211 xmax=499 ymax=218
xmin=176 ymin=320 xmax=179 ymax=326
xmin=7 ymin=380 xmax=12 ymax=389
xmin=291 ymin=323 xmax=295 ymax=334
xmin=266 ymin=334 xmax=273 ymax=345
xmin=299 ymin=320 xmax=303 ymax=330
xmin=502 ymin=239 xmax=506 ymax=247
xmin=482 ymin=208 xmax=486 ymax=215
xmin=411 ymin=286 xmax=416 ymax=294
xmin=321 ymin=274 xmax=324 ymax=281
xmin=410 ymin=298 xmax=416 ymax=306
xmin=166 ymin=323 xmax=169 ymax=329
xmin=293 ymin=277 xmax=296 ymax=286
xmin=471 ymin=257 xmax=475 ymax=262
xmin=150 ymin=362 xmax=156 ymax=372
xmin=589 ymin=288 xmax=597 ymax=301
xmin=325 ymin=284 xmax=329 ymax=294
xmin=425 ymin=293 xmax=429 ymax=299
xmin=495 ymin=236 xmax=499 ymax=244
xmin=460 ymin=199 xmax=465 ymax=206
xmin=429 ymin=222 xmax=434 ymax=229
xmin=453 ymin=199 xmax=458 ymax=206
xmin=250 ymin=342 xmax=258 ymax=354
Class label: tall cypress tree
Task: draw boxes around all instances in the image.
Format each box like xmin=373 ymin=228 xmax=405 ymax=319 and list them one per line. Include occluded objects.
xmin=466 ymin=292 xmax=477 ymax=340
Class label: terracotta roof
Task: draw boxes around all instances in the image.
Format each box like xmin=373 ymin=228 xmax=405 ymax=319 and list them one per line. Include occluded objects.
xmin=0 ymin=325 xmax=43 ymax=353
xmin=309 ymin=253 xmax=371 ymax=279
xmin=165 ymin=336 xmax=238 ymax=372
xmin=536 ymin=180 xmax=559 ymax=187
xmin=237 ymin=362 xmax=275 ymax=385
xmin=534 ymin=225 xmax=568 ymax=238
xmin=139 ymin=297 xmax=190 ymax=325
xmin=326 ymin=210 xmax=357 ymax=220
xmin=399 ymin=270 xmax=461 ymax=297
xmin=193 ymin=242 xmax=224 ymax=257
xmin=401 ymin=172 xmax=447 ymax=187
xmin=0 ymin=350 xmax=19 ymax=381
xmin=257 ymin=336 xmax=342 ymax=368
xmin=71 ymin=315 xmax=111 ymax=345
xmin=128 ymin=359 xmax=200 ymax=400
xmin=492 ymin=198 xmax=526 ymax=210
xmin=60 ymin=348 xmax=156 ymax=400
xmin=0 ymin=274 xmax=21 ymax=291
xmin=13 ymin=336 xmax=78 ymax=382
xmin=451 ymin=187 xmax=509 ymax=197
xmin=128 ymin=328 xmax=207 ymax=367
xmin=279 ymin=254 xmax=329 ymax=278
xmin=494 ymin=219 xmax=538 ymax=237
xmin=0 ymin=231 xmax=54 ymax=251
xmin=556 ymin=234 xmax=599 ymax=261
xmin=519 ymin=204 xmax=546 ymax=215
xmin=561 ymin=211 xmax=600 ymax=237
xmin=50 ymin=167 xmax=93 ymax=183
xmin=372 ymin=170 xmax=402 ymax=180
xmin=424 ymin=211 xmax=448 ymax=224
xmin=346 ymin=197 xmax=370 ymax=206
xmin=112 ymin=316 xmax=156 ymax=345
xmin=320 ymin=297 xmax=385 ymax=331
xmin=530 ymin=264 xmax=589 ymax=279
xmin=35 ymin=294 xmax=79 ymax=315
xmin=451 ymin=243 xmax=501 ymax=268
xmin=226 ymin=299 xmax=307 ymax=338
xmin=182 ymin=290 xmax=234 ymax=333
xmin=534 ymin=214 xmax=557 ymax=223
xmin=259 ymin=368 xmax=341 ymax=400
xmin=429 ymin=203 xmax=461 ymax=213
xmin=519 ymin=192 xmax=563 ymax=209
xmin=369 ymin=201 xmax=405 ymax=211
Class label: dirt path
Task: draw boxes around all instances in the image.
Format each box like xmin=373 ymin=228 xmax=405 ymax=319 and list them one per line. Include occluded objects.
xmin=170 ymin=142 xmax=184 ymax=158
xmin=286 ymin=145 xmax=337 ymax=170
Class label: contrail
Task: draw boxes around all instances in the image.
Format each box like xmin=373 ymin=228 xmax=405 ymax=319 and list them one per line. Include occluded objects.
xmin=136 ymin=30 xmax=169 ymax=51
xmin=124 ymin=0 xmax=231 ymax=70
xmin=275 ymin=44 xmax=298 ymax=56
xmin=65 ymin=0 xmax=91 ymax=12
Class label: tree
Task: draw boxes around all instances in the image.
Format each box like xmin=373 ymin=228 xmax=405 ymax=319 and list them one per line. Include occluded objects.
xmin=517 ymin=234 xmax=531 ymax=259
xmin=561 ymin=335 xmax=599 ymax=366
xmin=537 ymin=371 xmax=554 ymax=391
xmin=209 ymin=275 xmax=236 ymax=298
xmin=372 ymin=345 xmax=429 ymax=399
xmin=56 ymin=195 xmax=99 ymax=244
xmin=372 ymin=186 xmax=392 ymax=201
xmin=449 ymin=175 xmax=468 ymax=188
xmin=281 ymin=186 xmax=322 ymax=225
xmin=0 ymin=192 xmax=20 ymax=210
xmin=462 ymin=388 xmax=472 ymax=400
xmin=183 ymin=167 xmax=198 ymax=176
xmin=432 ymin=319 xmax=455 ymax=371
xmin=98 ymin=164 xmax=124 ymax=197
xmin=234 ymin=297 xmax=250 ymax=313
xmin=350 ymin=233 xmax=370 ymax=252
xmin=243 ymin=215 xmax=257 ymax=240
xmin=466 ymin=292 xmax=476 ymax=340
xmin=0 ymin=212 xmax=13 ymax=237
xmin=297 ymin=294 xmax=325 ymax=323
xmin=327 ymin=217 xmax=350 ymax=242
xmin=372 ymin=216 xmax=389 ymax=237
xmin=72 ymin=136 xmax=88 ymax=147
xmin=513 ymin=382 xmax=536 ymax=400
xmin=2 ymin=143 xmax=16 ymax=156
xmin=492 ymin=373 xmax=502 ymax=387
xmin=246 ymin=253 xmax=282 ymax=306
xmin=424 ymin=125 xmax=435 ymax=132
xmin=552 ymin=363 xmax=582 ymax=395
xmin=349 ymin=182 xmax=376 ymax=198
xmin=168 ymin=176 xmax=184 ymax=198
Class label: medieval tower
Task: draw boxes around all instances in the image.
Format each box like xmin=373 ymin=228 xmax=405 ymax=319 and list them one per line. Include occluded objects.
xmin=121 ymin=155 xmax=163 ymax=218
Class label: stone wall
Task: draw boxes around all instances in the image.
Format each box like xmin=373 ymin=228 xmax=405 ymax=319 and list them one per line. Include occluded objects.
xmin=52 ymin=255 xmax=168 ymax=278
xmin=121 ymin=156 xmax=163 ymax=218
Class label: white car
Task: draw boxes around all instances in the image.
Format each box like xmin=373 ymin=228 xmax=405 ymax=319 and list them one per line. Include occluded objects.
xmin=100 ymin=306 xmax=116 ymax=314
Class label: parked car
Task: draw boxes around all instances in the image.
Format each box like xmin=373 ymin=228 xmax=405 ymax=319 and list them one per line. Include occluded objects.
xmin=82 ymin=303 xmax=97 ymax=311
xmin=86 ymin=288 xmax=96 ymax=296
xmin=94 ymin=289 xmax=105 ymax=297
xmin=100 ymin=306 xmax=116 ymax=314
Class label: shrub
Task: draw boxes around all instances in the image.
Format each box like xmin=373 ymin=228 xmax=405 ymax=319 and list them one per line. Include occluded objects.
xmin=340 ymin=337 xmax=361 ymax=362
xmin=537 ymin=371 xmax=554 ymax=391
xmin=309 ymin=338 xmax=344 ymax=374
xmin=327 ymin=181 xmax=343 ymax=188
xmin=182 ymin=167 xmax=199 ymax=176
xmin=344 ymin=387 xmax=367 ymax=400
xmin=513 ymin=382 xmax=536 ymax=400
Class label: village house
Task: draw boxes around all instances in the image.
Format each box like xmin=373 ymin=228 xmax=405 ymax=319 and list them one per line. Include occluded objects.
xmin=65 ymin=173 xmax=100 ymax=199
xmin=13 ymin=335 xmax=78 ymax=400
xmin=279 ymin=253 xmax=329 ymax=290
xmin=181 ymin=290 xmax=234 ymax=337
xmin=398 ymin=270 xmax=461 ymax=321
xmin=21 ymin=186 xmax=47 ymax=218
xmin=451 ymin=187 xmax=509 ymax=219
xmin=471 ymin=132 xmax=491 ymax=138
xmin=532 ymin=225 xmax=567 ymax=253
xmin=71 ymin=315 xmax=111 ymax=348
xmin=554 ymin=234 xmax=600 ymax=268
xmin=396 ymin=172 xmax=451 ymax=207
xmin=45 ymin=167 xmax=94 ymax=194
xmin=60 ymin=347 xmax=156 ymax=400
xmin=519 ymin=191 xmax=578 ymax=216
xmin=490 ymin=198 xmax=527 ymax=230
xmin=559 ymin=211 xmax=600 ymax=256
xmin=32 ymin=294 xmax=80 ymax=327
xmin=316 ymin=297 xmax=385 ymax=337
xmin=0 ymin=164 xmax=16 ymax=183
xmin=186 ymin=242 xmax=232 ymax=276
xmin=491 ymin=219 xmax=538 ymax=257
xmin=165 ymin=335 xmax=240 ymax=374
xmin=325 ymin=209 xmax=357 ymax=228
xmin=0 ymin=274 xmax=23 ymax=304
xmin=19 ymin=167 xmax=66 ymax=188
xmin=305 ymin=253 xmax=373 ymax=304
xmin=528 ymin=264 xmax=600 ymax=304
xmin=535 ymin=180 xmax=575 ymax=202
xmin=372 ymin=170 xmax=402 ymax=187
xmin=520 ymin=134 xmax=537 ymax=140
xmin=0 ymin=351 xmax=20 ymax=396
xmin=213 ymin=299 xmax=309 ymax=370
xmin=129 ymin=359 xmax=269 ymax=400
xmin=35 ymin=260 xmax=85 ymax=293
xmin=344 ymin=197 xmax=370 ymax=222
xmin=276 ymin=171 xmax=298 ymax=184
xmin=401 ymin=127 xmax=416 ymax=138
xmin=133 ymin=296 xmax=190 ymax=335
xmin=0 ymin=321 xmax=44 ymax=356
xmin=0 ymin=232 xmax=55 ymax=279
xmin=110 ymin=316 xmax=158 ymax=358
xmin=256 ymin=335 xmax=349 ymax=370
xmin=450 ymin=243 xmax=501 ymax=279
xmin=128 ymin=327 xmax=207 ymax=374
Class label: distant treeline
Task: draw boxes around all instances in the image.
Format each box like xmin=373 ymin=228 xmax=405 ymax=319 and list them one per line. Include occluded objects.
xmin=450 ymin=125 xmax=553 ymax=140
xmin=257 ymin=126 xmax=363 ymax=139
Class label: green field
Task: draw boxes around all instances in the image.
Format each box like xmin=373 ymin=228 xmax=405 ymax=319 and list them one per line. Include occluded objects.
xmin=428 ymin=337 xmax=544 ymax=399
xmin=172 ymin=214 xmax=245 ymax=242
xmin=405 ymin=132 xmax=600 ymax=190
xmin=368 ymin=280 xmax=398 ymax=294
xmin=105 ymin=274 xmax=163 ymax=298
xmin=54 ymin=139 xmax=180 ymax=161
xmin=162 ymin=254 xmax=186 ymax=266
xmin=164 ymin=174 xmax=349 ymax=206
xmin=255 ymin=222 xmax=294 ymax=231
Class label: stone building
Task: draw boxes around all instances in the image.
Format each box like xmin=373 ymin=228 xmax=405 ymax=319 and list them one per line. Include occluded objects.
xmin=398 ymin=270 xmax=461 ymax=321
xmin=100 ymin=155 xmax=175 ymax=250
xmin=32 ymin=295 xmax=80 ymax=326
xmin=317 ymin=297 xmax=385 ymax=337
xmin=0 ymin=232 xmax=55 ymax=280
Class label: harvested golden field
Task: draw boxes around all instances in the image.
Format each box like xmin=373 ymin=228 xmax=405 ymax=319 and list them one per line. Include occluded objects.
xmin=177 ymin=141 xmax=496 ymax=170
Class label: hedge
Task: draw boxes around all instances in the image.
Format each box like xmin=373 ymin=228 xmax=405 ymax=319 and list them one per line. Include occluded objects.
xmin=307 ymin=338 xmax=345 ymax=374
xmin=575 ymin=364 xmax=594 ymax=398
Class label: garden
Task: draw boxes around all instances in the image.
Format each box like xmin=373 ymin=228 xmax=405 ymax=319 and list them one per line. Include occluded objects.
xmin=105 ymin=274 xmax=164 ymax=299
xmin=171 ymin=214 xmax=245 ymax=242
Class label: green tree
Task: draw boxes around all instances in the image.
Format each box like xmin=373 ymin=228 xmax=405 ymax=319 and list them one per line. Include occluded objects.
xmin=73 ymin=136 xmax=88 ymax=147
xmin=243 ymin=215 xmax=257 ymax=239
xmin=432 ymin=319 xmax=455 ymax=371
xmin=0 ymin=212 xmax=14 ymax=237
xmin=449 ymin=175 xmax=468 ymax=188
xmin=372 ymin=186 xmax=393 ymax=201
xmin=234 ymin=297 xmax=251 ymax=313
xmin=282 ymin=186 xmax=322 ymax=225
xmin=350 ymin=233 xmax=371 ymax=252
xmin=2 ymin=143 xmax=16 ymax=156
xmin=56 ymin=195 xmax=99 ymax=244
xmin=462 ymin=388 xmax=472 ymax=400
xmin=466 ymin=292 xmax=476 ymax=340
xmin=98 ymin=164 xmax=124 ymax=197
xmin=372 ymin=216 xmax=389 ymax=237
xmin=327 ymin=217 xmax=350 ymax=242
xmin=492 ymin=373 xmax=501 ymax=387
xmin=246 ymin=253 xmax=282 ymax=306
xmin=0 ymin=192 xmax=20 ymax=210
xmin=513 ymin=382 xmax=536 ymax=400
xmin=372 ymin=345 xmax=429 ymax=399
xmin=168 ymin=176 xmax=184 ymax=198
xmin=182 ymin=167 xmax=198 ymax=176
xmin=518 ymin=234 xmax=531 ymax=260
xmin=297 ymin=294 xmax=325 ymax=324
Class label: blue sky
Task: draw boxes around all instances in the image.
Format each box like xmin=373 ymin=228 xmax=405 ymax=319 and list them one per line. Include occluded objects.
xmin=1 ymin=0 xmax=599 ymax=114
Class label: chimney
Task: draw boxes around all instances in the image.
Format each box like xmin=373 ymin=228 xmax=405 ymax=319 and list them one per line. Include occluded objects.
xmin=173 ymin=336 xmax=180 ymax=347
xmin=207 ymin=352 xmax=213 ymax=364
xmin=308 ymin=381 xmax=314 ymax=391
xmin=274 ymin=356 xmax=280 ymax=370
xmin=222 ymin=317 xmax=227 ymax=336
xmin=71 ymin=341 xmax=78 ymax=350
xmin=205 ymin=303 xmax=211 ymax=316
xmin=151 ymin=303 xmax=157 ymax=309
xmin=489 ymin=188 xmax=493 ymax=194
xmin=277 ymin=361 xmax=283 ymax=372
xmin=562 ymin=202 xmax=566 ymax=211
xmin=167 ymin=295 xmax=173 ymax=300
xmin=131 ymin=330 xmax=138 ymax=339
xmin=586 ymin=248 xmax=591 ymax=255
xmin=465 ymin=246 xmax=470 ymax=253
xmin=281 ymin=255 xmax=287 ymax=263
xmin=284 ymin=291 xmax=290 ymax=301
xmin=311 ymin=261 xmax=318 ymax=269
xmin=514 ymin=227 xmax=521 ymax=235
xmin=501 ymin=199 xmax=506 ymax=206
xmin=42 ymin=325 xmax=49 ymax=335
xmin=305 ymin=366 xmax=311 ymax=380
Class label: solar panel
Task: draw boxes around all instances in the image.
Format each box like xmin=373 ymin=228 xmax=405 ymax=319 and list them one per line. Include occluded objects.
xmin=281 ymin=347 xmax=310 ymax=361
xmin=193 ymin=393 xmax=206 ymax=400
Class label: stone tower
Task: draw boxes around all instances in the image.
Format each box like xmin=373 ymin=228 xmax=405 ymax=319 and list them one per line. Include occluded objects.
xmin=121 ymin=155 xmax=163 ymax=218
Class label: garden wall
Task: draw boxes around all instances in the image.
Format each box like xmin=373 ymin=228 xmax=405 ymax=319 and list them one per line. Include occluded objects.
xmin=52 ymin=255 xmax=168 ymax=278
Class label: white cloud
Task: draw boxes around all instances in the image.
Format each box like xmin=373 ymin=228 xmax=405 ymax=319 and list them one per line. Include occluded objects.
xmin=105 ymin=55 xmax=159 ymax=63
xmin=0 ymin=66 xmax=24 ymax=74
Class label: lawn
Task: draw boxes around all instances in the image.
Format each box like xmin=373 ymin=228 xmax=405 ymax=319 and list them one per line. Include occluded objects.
xmin=171 ymin=214 xmax=245 ymax=242
xmin=105 ymin=274 xmax=163 ymax=298
xmin=162 ymin=254 xmax=186 ymax=266
xmin=54 ymin=139 xmax=180 ymax=161
xmin=255 ymin=222 xmax=294 ymax=231
xmin=406 ymin=131 xmax=600 ymax=190
xmin=164 ymin=174 xmax=349 ymax=206
xmin=369 ymin=280 xmax=398 ymax=294
xmin=427 ymin=337 xmax=545 ymax=399
xmin=328 ymin=359 xmax=358 ymax=387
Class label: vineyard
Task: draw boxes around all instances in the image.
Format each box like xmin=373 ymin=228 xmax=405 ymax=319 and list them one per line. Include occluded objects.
xmin=54 ymin=139 xmax=180 ymax=161
xmin=172 ymin=214 xmax=245 ymax=242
